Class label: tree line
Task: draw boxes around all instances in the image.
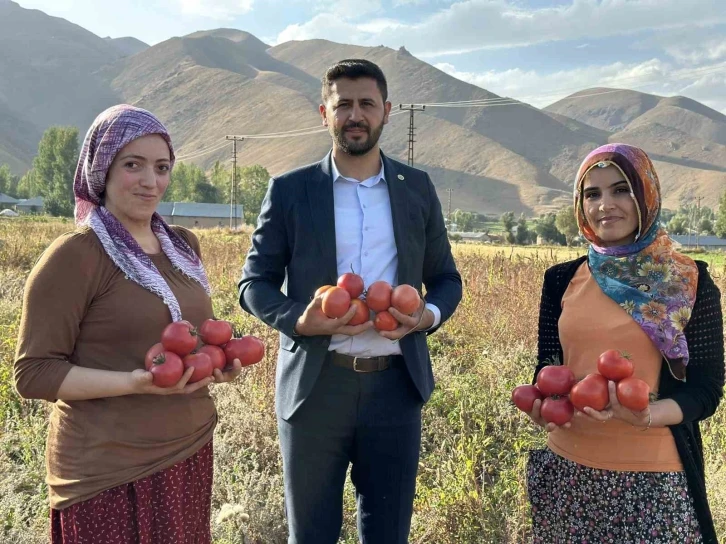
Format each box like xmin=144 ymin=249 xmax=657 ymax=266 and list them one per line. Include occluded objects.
xmin=0 ymin=125 xmax=269 ymax=225
xmin=450 ymin=197 xmax=726 ymax=246
xmin=3 ymin=125 xmax=726 ymax=237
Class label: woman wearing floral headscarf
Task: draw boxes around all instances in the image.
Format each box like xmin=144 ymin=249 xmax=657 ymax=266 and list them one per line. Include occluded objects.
xmin=14 ymin=105 xmax=244 ymax=544
xmin=524 ymin=143 xmax=724 ymax=543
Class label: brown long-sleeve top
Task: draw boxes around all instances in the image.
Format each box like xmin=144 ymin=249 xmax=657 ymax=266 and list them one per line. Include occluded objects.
xmin=14 ymin=225 xmax=217 ymax=510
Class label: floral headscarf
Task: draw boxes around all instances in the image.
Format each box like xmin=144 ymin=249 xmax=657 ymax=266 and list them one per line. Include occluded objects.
xmin=73 ymin=104 xmax=210 ymax=322
xmin=574 ymin=143 xmax=698 ymax=381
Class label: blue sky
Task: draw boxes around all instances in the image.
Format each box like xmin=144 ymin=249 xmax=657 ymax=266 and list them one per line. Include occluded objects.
xmin=17 ymin=0 xmax=726 ymax=112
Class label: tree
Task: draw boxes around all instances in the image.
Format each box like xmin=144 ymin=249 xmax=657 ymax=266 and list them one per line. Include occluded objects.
xmin=555 ymin=206 xmax=579 ymax=246
xmin=238 ymin=165 xmax=270 ymax=225
xmin=699 ymin=217 xmax=714 ymax=235
xmin=209 ymin=160 xmax=231 ymax=204
xmin=167 ymin=162 xmax=219 ymax=202
xmin=451 ymin=209 xmax=476 ymax=232
xmin=515 ymin=213 xmax=531 ymax=245
xmin=500 ymin=211 xmax=515 ymax=243
xmin=17 ymin=168 xmax=40 ymax=199
xmin=715 ymin=190 xmax=726 ymax=238
xmin=0 ymin=164 xmax=18 ymax=197
xmin=667 ymin=215 xmax=688 ymax=235
xmin=20 ymin=126 xmax=79 ymax=216
xmin=535 ymin=212 xmax=566 ymax=245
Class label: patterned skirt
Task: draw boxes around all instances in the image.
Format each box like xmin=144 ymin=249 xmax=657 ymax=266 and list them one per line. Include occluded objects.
xmin=527 ymin=448 xmax=702 ymax=544
xmin=51 ymin=440 xmax=213 ymax=544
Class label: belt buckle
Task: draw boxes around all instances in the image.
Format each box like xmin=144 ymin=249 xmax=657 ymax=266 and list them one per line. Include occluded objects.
xmin=352 ymin=357 xmax=367 ymax=373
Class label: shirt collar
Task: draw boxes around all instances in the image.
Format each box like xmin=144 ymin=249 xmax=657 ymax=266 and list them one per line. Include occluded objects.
xmin=331 ymin=155 xmax=386 ymax=188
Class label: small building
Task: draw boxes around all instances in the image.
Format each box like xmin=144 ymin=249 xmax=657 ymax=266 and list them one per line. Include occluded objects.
xmin=157 ymin=202 xmax=174 ymax=223
xmin=670 ymin=235 xmax=726 ymax=250
xmin=456 ymin=231 xmax=492 ymax=243
xmin=167 ymin=202 xmax=243 ymax=228
xmin=0 ymin=193 xmax=18 ymax=208
xmin=16 ymin=196 xmax=44 ymax=214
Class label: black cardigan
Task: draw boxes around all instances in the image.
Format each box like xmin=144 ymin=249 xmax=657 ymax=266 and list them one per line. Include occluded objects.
xmin=534 ymin=256 xmax=725 ymax=544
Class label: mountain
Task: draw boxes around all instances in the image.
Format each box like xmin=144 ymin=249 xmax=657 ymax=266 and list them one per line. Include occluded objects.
xmin=0 ymin=1 xmax=722 ymax=214
xmin=105 ymin=36 xmax=149 ymax=57
xmin=0 ymin=0 xmax=121 ymax=173
xmin=546 ymin=89 xmax=726 ymax=210
xmin=106 ymin=36 xmax=608 ymax=214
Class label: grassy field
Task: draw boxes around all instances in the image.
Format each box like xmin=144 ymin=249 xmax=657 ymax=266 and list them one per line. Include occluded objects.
xmin=1 ymin=218 xmax=725 ymax=543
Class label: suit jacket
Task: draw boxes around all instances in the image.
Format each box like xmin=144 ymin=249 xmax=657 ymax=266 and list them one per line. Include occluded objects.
xmin=239 ymin=150 xmax=462 ymax=420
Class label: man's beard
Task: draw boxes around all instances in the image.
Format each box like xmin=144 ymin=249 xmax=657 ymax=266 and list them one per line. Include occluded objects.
xmin=331 ymin=120 xmax=384 ymax=156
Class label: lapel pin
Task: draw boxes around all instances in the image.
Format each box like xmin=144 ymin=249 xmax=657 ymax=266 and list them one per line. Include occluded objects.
xmin=397 ymin=174 xmax=405 ymax=180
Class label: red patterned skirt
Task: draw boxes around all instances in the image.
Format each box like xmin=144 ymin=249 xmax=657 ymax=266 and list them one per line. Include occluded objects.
xmin=51 ymin=440 xmax=213 ymax=544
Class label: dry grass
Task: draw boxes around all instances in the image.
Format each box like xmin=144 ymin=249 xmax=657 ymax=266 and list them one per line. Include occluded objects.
xmin=1 ymin=217 xmax=725 ymax=543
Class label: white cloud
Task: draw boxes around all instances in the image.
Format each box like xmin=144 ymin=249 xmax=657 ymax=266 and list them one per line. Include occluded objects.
xmin=177 ymin=0 xmax=254 ymax=20
xmin=434 ymin=59 xmax=726 ymax=113
xmin=275 ymin=0 xmax=726 ymax=57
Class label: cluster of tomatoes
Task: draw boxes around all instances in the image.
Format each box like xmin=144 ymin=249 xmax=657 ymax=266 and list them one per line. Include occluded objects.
xmin=317 ymin=271 xmax=422 ymax=331
xmin=144 ymin=319 xmax=265 ymax=387
xmin=511 ymin=349 xmax=652 ymax=426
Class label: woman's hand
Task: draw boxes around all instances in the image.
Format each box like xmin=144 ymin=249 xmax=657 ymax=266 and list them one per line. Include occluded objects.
xmin=527 ymin=398 xmax=572 ymax=433
xmin=577 ymin=380 xmax=650 ymax=427
xmin=130 ymin=366 xmax=214 ymax=395
xmin=211 ymin=359 xmax=244 ymax=384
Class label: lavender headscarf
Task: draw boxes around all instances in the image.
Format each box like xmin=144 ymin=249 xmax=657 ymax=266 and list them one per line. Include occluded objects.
xmin=73 ymin=104 xmax=210 ymax=322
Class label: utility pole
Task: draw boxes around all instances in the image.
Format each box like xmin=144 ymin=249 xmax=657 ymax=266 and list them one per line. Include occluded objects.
xmin=447 ymin=188 xmax=453 ymax=228
xmin=225 ymin=136 xmax=244 ymax=229
xmin=399 ymin=104 xmax=425 ymax=166
xmin=696 ymin=195 xmax=703 ymax=249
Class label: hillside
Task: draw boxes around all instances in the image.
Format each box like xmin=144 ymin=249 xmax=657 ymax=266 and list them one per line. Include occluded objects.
xmin=0 ymin=1 xmax=722 ymax=213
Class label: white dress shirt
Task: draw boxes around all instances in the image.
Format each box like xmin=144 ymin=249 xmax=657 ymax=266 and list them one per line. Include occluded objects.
xmin=328 ymin=157 xmax=441 ymax=357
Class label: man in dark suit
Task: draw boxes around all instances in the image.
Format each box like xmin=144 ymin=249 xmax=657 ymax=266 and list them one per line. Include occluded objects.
xmin=238 ymin=59 xmax=462 ymax=544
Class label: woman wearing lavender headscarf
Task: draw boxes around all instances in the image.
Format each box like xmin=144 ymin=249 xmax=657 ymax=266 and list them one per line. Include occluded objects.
xmin=14 ymin=105 xmax=243 ymax=544
xmin=523 ymin=144 xmax=724 ymax=543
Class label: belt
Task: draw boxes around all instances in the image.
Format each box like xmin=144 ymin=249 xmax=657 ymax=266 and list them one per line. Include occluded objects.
xmin=329 ymin=352 xmax=398 ymax=373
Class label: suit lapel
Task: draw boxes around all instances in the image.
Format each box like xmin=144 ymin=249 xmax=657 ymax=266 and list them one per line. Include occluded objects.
xmin=307 ymin=151 xmax=338 ymax=284
xmin=382 ymin=152 xmax=409 ymax=286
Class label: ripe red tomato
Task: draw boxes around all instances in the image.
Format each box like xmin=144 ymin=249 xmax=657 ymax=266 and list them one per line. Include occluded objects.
xmin=373 ymin=311 xmax=399 ymax=331
xmin=569 ymin=373 xmax=609 ymax=412
xmin=616 ymin=377 xmax=650 ymax=412
xmin=366 ymin=281 xmax=392 ymax=312
xmin=511 ymin=384 xmax=543 ymax=413
xmin=347 ymin=298 xmax=370 ymax=326
xmin=161 ymin=321 xmax=198 ymax=357
xmin=540 ymin=397 xmax=575 ymax=425
xmin=198 ymin=319 xmax=233 ymax=346
xmin=597 ymin=349 xmax=634 ymax=381
xmin=391 ymin=284 xmax=420 ymax=315
xmin=144 ymin=342 xmax=165 ymax=370
xmin=224 ymin=336 xmax=265 ymax=367
xmin=183 ymin=352 xmax=213 ymax=383
xmin=337 ymin=272 xmax=364 ymax=299
xmin=322 ymin=287 xmax=351 ymax=318
xmin=198 ymin=344 xmax=226 ymax=371
xmin=315 ymin=285 xmax=334 ymax=298
xmin=145 ymin=350 xmax=184 ymax=388
xmin=536 ymin=366 xmax=576 ymax=397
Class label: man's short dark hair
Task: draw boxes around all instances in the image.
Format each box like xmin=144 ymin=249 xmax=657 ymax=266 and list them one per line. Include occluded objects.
xmin=321 ymin=59 xmax=388 ymax=103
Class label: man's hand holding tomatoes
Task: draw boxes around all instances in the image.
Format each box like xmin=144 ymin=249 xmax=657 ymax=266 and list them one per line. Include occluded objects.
xmin=294 ymin=294 xmax=374 ymax=337
xmin=577 ymin=381 xmax=650 ymax=427
xmin=211 ymin=358 xmax=244 ymax=384
xmin=377 ymin=296 xmax=435 ymax=340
